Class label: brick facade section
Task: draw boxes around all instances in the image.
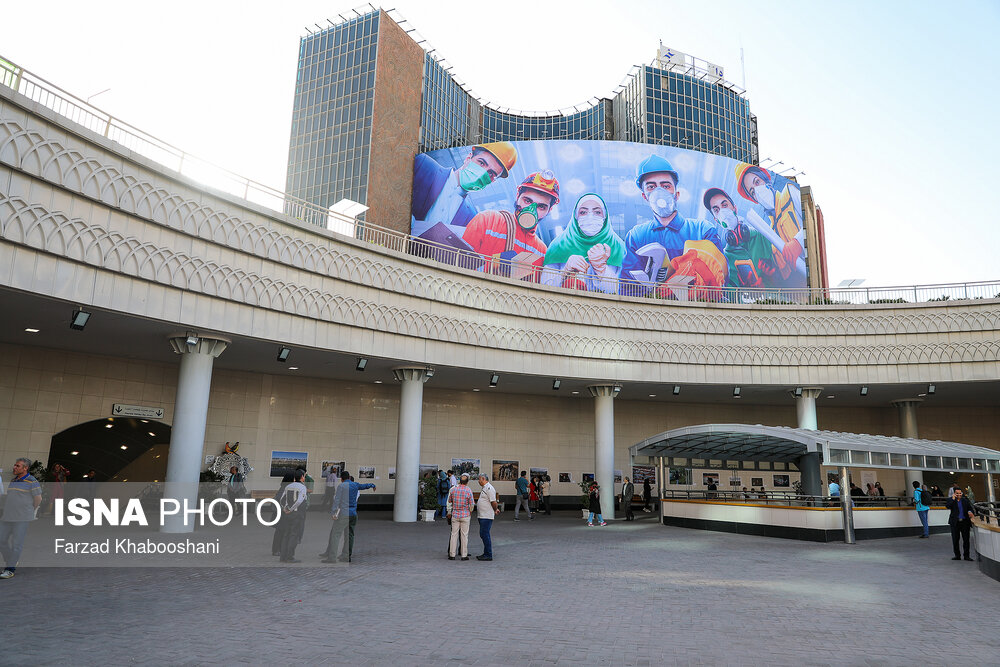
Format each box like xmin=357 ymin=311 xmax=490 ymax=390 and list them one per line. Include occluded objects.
xmin=366 ymin=10 xmax=423 ymax=233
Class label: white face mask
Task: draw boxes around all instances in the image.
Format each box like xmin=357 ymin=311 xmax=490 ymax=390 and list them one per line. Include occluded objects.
xmin=753 ymin=185 xmax=775 ymax=209
xmin=578 ymin=214 xmax=603 ymax=237
xmin=715 ymin=208 xmax=737 ymax=227
xmin=647 ymin=187 xmax=676 ymax=218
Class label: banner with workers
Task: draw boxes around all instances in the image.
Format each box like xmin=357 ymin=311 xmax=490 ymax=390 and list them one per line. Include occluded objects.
xmin=409 ymin=140 xmax=807 ymax=297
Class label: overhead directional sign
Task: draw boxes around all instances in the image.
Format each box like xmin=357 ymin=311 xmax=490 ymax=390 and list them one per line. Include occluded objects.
xmin=111 ymin=403 xmax=165 ymax=419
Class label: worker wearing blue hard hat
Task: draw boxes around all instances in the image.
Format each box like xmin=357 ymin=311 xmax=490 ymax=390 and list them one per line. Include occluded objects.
xmin=619 ymin=154 xmax=725 ymax=297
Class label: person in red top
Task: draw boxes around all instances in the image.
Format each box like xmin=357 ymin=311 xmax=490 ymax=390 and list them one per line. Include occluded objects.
xmin=446 ymin=474 xmax=476 ymax=560
xmin=462 ymin=170 xmax=560 ymax=281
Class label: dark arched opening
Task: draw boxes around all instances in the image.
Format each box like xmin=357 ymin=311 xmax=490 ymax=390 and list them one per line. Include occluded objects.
xmin=48 ymin=417 xmax=171 ymax=482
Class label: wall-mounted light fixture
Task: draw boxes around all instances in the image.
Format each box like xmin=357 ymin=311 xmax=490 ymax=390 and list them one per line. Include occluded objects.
xmin=70 ymin=308 xmax=91 ymax=331
xmin=489 ymin=373 xmax=500 ymax=388
xmin=185 ymin=333 xmax=199 ymax=346
xmin=927 ymin=384 xmax=936 ymax=395
xmin=356 ymin=357 xmax=368 ymax=371
xmin=672 ymin=385 xmax=681 ymax=395
xmin=794 ymin=387 xmax=803 ymax=398
xmin=552 ymin=379 xmax=561 ymax=390
xmin=276 ymin=346 xmax=291 ymax=362
xmin=860 ymin=386 xmax=869 ymax=397
xmin=733 ymin=386 xmax=741 ymax=398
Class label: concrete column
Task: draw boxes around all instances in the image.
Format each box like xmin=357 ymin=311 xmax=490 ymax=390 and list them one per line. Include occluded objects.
xmin=392 ymin=366 xmax=432 ymax=523
xmin=162 ymin=334 xmax=229 ymax=533
xmin=892 ymin=398 xmax=924 ymax=490
xmin=794 ymin=387 xmax=824 ymax=498
xmin=657 ymin=456 xmax=666 ymax=523
xmin=794 ymin=386 xmax=824 ymax=431
xmin=987 ymin=473 xmax=996 ymax=506
xmin=589 ymin=384 xmax=621 ymax=520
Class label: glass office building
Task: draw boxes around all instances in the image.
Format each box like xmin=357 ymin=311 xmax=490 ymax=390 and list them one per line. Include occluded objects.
xmin=286 ymin=8 xmax=759 ymax=229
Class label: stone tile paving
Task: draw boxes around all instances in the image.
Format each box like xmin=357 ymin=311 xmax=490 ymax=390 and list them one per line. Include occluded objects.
xmin=3 ymin=511 xmax=998 ymax=666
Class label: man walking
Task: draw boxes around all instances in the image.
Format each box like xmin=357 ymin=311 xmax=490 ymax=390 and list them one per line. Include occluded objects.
xmin=621 ymin=477 xmax=635 ymax=521
xmin=276 ymin=469 xmax=308 ymax=563
xmin=446 ymin=474 xmax=474 ymax=560
xmin=946 ymin=487 xmax=976 ymax=561
xmin=514 ymin=470 xmax=533 ymax=521
xmin=321 ymin=471 xmax=352 ymax=564
xmin=476 ymin=474 xmax=500 ymax=561
xmin=913 ymin=480 xmax=931 ymax=538
xmin=0 ymin=457 xmax=42 ymax=579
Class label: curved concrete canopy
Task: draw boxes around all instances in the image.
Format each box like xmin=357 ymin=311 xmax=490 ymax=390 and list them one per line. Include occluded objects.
xmin=631 ymin=424 xmax=1000 ymax=472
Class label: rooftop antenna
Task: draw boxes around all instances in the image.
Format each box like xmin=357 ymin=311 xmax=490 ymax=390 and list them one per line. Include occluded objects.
xmin=740 ymin=46 xmax=746 ymax=89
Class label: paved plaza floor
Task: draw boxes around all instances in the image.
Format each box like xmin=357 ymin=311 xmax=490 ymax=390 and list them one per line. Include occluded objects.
xmin=3 ymin=510 xmax=999 ymax=666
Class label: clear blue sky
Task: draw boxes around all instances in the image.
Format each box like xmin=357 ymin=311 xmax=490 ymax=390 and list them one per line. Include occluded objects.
xmin=4 ymin=0 xmax=998 ymax=287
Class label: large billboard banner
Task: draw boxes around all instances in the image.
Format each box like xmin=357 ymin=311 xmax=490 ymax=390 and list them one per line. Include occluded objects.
xmin=410 ymin=140 xmax=806 ymax=297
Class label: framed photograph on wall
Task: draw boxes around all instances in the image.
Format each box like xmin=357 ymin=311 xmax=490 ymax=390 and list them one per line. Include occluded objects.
xmin=632 ymin=465 xmax=656 ymax=485
xmin=558 ymin=472 xmax=572 ymax=483
xmin=388 ymin=467 xmax=396 ymax=480
xmin=452 ymin=458 xmax=481 ymax=478
xmin=668 ymin=467 xmax=691 ymax=485
xmin=492 ymin=460 xmax=519 ymax=481
xmin=358 ymin=466 xmax=375 ymax=479
xmin=702 ymin=473 xmax=720 ymax=486
xmin=270 ymin=450 xmax=307 ymax=478
xmin=751 ymin=477 xmax=764 ymax=487
xmin=582 ymin=473 xmax=595 ymax=483
xmin=614 ymin=470 xmax=623 ymax=483
xmin=773 ymin=474 xmax=790 ymax=488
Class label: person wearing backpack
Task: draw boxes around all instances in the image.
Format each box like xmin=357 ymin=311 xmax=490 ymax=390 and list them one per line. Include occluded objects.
xmin=436 ymin=471 xmax=451 ymax=519
xmin=913 ymin=480 xmax=931 ymax=538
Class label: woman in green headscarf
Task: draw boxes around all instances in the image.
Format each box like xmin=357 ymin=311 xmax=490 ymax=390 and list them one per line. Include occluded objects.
xmin=541 ymin=193 xmax=626 ymax=293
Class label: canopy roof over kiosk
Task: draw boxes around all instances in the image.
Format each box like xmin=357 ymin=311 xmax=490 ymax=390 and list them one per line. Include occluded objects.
xmin=630 ymin=424 xmax=1000 ymax=473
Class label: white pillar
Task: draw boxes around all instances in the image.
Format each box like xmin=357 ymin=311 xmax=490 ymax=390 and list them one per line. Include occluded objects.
xmin=892 ymin=398 xmax=924 ymax=490
xmin=795 ymin=387 xmax=824 ymax=430
xmin=589 ymin=384 xmax=620 ymax=520
xmin=392 ymin=366 xmax=432 ymax=523
xmin=795 ymin=388 xmax=824 ymax=497
xmin=161 ymin=334 xmax=229 ymax=533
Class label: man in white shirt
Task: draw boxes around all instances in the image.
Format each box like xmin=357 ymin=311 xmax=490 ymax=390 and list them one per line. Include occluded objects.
xmin=321 ymin=464 xmax=341 ymax=509
xmin=277 ymin=470 xmax=308 ymax=563
xmin=475 ymin=474 xmax=501 ymax=561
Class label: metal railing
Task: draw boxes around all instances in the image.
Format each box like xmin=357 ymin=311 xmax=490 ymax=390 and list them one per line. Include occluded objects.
xmin=663 ymin=489 xmax=914 ymax=508
xmin=3 ymin=55 xmax=999 ymax=307
xmin=974 ymin=502 xmax=999 ymax=527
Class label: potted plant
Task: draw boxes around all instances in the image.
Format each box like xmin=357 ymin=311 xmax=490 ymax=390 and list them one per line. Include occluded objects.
xmin=419 ymin=474 xmax=440 ymax=521
xmin=579 ymin=480 xmax=592 ymax=519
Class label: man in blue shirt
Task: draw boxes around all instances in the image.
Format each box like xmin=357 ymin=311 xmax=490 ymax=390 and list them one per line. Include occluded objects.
xmin=514 ymin=470 xmax=533 ymax=521
xmin=620 ymin=155 xmax=723 ymax=297
xmin=0 ymin=457 xmax=42 ymax=579
xmin=321 ymin=472 xmax=376 ymax=564
xmin=913 ymin=480 xmax=930 ymax=538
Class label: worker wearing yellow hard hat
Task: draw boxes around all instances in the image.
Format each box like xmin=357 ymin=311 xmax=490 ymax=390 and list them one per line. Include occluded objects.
xmin=411 ymin=142 xmax=519 ymax=235
xmin=733 ymin=162 xmax=805 ymax=283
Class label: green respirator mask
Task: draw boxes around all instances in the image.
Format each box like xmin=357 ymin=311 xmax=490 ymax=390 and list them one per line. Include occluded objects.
xmin=458 ymin=162 xmax=491 ymax=192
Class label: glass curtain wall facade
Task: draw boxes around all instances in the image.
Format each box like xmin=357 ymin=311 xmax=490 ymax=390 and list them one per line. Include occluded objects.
xmin=285 ymin=12 xmax=380 ymax=216
xmin=285 ymin=9 xmax=759 ymax=222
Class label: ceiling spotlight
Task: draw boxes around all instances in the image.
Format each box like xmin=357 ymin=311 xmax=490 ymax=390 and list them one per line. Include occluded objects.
xmin=120 ymin=445 xmax=128 ymax=450
xmin=489 ymin=373 xmax=500 ymax=388
xmin=672 ymin=385 xmax=681 ymax=395
xmin=288 ymin=366 xmax=299 ymax=370
xmin=374 ymin=380 xmax=383 ymax=384
xmin=648 ymin=394 xmax=657 ymax=398
xmin=24 ymin=328 xmax=40 ymax=333
xmin=356 ymin=357 xmax=368 ymax=371
xmin=185 ymin=333 xmax=199 ymax=346
xmin=571 ymin=391 xmax=580 ymax=395
xmin=276 ymin=346 xmax=291 ymax=362
xmin=927 ymin=384 xmax=936 ymax=395
xmin=425 ymin=367 xmax=435 ymax=378
xmin=70 ymin=308 xmax=91 ymax=331
xmin=733 ymin=386 xmax=741 ymax=398
xmin=472 ymin=388 xmax=480 ymax=392
xmin=860 ymin=386 xmax=869 ymax=397
xmin=793 ymin=387 xmax=803 ymax=398
xmin=552 ymin=379 xmax=561 ymax=390
xmin=71 ymin=451 xmax=79 ymax=456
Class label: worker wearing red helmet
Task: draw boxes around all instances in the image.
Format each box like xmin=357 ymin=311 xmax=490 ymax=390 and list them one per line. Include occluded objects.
xmin=461 ymin=170 xmax=560 ymax=281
